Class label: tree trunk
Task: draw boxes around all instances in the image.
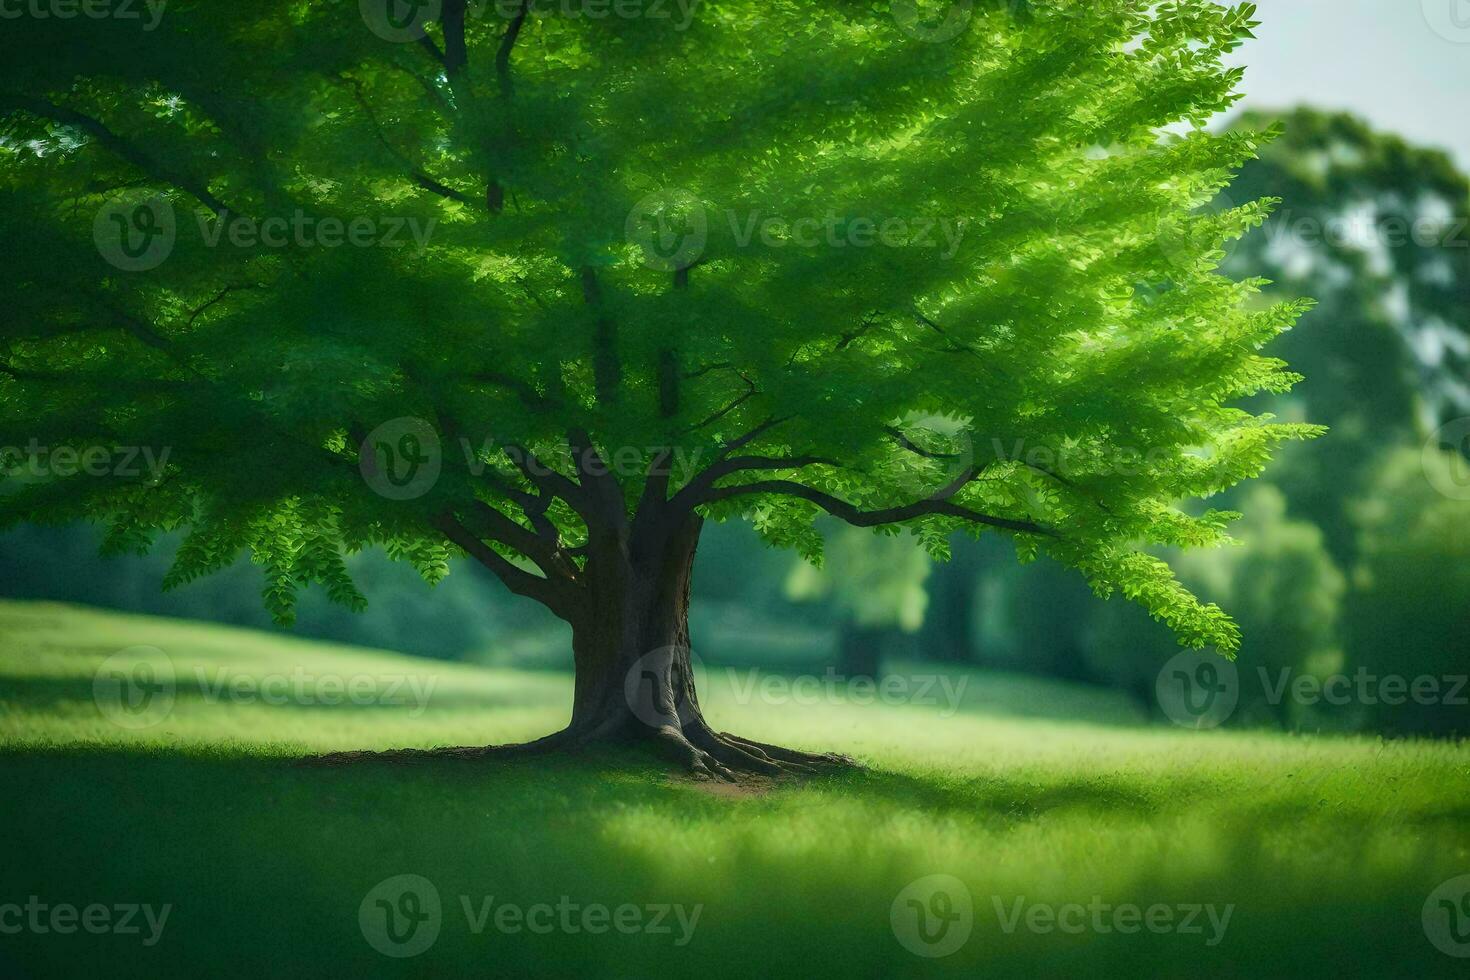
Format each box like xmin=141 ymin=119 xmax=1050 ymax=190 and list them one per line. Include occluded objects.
xmin=920 ymin=536 xmax=982 ymax=663
xmin=313 ymin=514 xmax=853 ymax=778
xmin=836 ymin=621 xmax=885 ymax=681
xmin=564 ymin=514 xmax=705 ymax=742
xmin=557 ymin=515 xmax=850 ymax=778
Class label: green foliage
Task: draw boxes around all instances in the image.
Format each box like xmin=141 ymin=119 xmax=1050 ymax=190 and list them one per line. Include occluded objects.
xmin=785 ymin=523 xmax=931 ymax=631
xmin=1344 ymin=449 xmax=1470 ymax=736
xmin=1227 ymin=106 xmax=1470 ymax=560
xmin=2 ymin=599 xmax=1467 ymax=977
xmin=0 ymin=1 xmax=1310 ymax=649
xmin=1083 ymin=484 xmax=1346 ymax=723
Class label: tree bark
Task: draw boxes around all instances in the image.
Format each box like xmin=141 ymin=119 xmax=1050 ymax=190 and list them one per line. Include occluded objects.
xmin=836 ymin=621 xmax=885 ymax=681
xmin=314 ymin=514 xmax=854 ymax=779
xmin=920 ymin=537 xmax=983 ymax=663
xmin=561 ymin=515 xmax=852 ymax=778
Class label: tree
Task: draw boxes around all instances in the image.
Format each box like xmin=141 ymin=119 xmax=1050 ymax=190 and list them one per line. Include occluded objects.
xmin=1225 ymin=108 xmax=1470 ymax=562
xmin=1344 ymin=449 xmax=1470 ymax=737
xmin=1084 ymin=485 xmax=1345 ymax=727
xmin=0 ymin=1 xmax=1316 ymax=776
xmin=785 ymin=522 xmax=931 ymax=679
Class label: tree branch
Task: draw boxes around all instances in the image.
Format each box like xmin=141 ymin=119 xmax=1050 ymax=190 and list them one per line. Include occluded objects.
xmin=697 ymin=479 xmax=1053 ymax=537
xmin=441 ymin=0 xmax=469 ymax=76
xmin=466 ymin=499 xmax=577 ymax=582
xmin=6 ymin=96 xmax=232 ymax=216
xmin=667 ymin=454 xmax=838 ymax=517
xmin=496 ymin=1 xmax=530 ymax=97
xmin=432 ymin=512 xmax=576 ymax=615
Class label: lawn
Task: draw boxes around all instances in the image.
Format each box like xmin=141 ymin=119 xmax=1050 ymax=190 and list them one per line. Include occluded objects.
xmin=1 ymin=599 xmax=1467 ymax=977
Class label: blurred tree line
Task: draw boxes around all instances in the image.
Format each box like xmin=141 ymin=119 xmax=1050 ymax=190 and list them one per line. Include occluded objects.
xmin=2 ymin=109 xmax=1466 ymax=734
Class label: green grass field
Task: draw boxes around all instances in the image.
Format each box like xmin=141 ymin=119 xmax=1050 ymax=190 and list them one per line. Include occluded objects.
xmin=2 ymin=599 xmax=1468 ymax=978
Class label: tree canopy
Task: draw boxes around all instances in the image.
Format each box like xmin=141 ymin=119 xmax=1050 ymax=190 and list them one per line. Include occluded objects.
xmin=0 ymin=0 xmax=1315 ymax=656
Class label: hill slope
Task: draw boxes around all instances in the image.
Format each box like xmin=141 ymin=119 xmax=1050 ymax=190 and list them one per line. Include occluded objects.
xmin=1 ymin=600 xmax=1467 ymax=978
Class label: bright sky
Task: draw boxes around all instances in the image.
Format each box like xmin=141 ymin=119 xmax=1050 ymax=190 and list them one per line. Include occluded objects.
xmin=1227 ymin=0 xmax=1470 ymax=169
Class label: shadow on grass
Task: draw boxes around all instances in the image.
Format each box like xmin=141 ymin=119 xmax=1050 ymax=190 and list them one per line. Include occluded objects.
xmin=0 ymin=742 xmax=1463 ymax=979
xmin=0 ymin=671 xmax=565 ymax=716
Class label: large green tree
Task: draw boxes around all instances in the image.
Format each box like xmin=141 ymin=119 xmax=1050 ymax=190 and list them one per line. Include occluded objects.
xmin=1226 ymin=107 xmax=1470 ymax=560
xmin=0 ymin=0 xmax=1315 ymax=775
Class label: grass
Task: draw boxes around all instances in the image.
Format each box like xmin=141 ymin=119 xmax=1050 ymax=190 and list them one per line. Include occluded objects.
xmin=1 ymin=599 xmax=1468 ymax=978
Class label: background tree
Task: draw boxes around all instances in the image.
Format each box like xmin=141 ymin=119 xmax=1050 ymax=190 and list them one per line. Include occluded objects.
xmin=784 ymin=522 xmax=931 ymax=679
xmin=1082 ymin=484 xmax=1344 ymax=725
xmin=0 ymin=0 xmax=1314 ymax=775
xmin=1343 ymin=448 xmax=1470 ymax=736
xmin=1225 ymin=107 xmax=1470 ymax=562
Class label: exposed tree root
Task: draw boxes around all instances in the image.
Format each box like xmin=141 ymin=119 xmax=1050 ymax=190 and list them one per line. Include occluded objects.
xmin=299 ymin=722 xmax=858 ymax=783
xmin=300 ymin=728 xmax=576 ymax=767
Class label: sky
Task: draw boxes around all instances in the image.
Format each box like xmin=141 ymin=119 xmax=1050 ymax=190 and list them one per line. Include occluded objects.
xmin=1226 ymin=0 xmax=1470 ymax=168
